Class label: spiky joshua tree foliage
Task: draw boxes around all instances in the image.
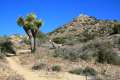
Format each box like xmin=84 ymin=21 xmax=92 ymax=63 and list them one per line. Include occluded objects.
xmin=17 ymin=13 xmax=43 ymax=52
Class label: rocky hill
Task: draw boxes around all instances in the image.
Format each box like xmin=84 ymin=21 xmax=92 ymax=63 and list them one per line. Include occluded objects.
xmin=49 ymin=14 xmax=120 ymax=44
xmin=46 ymin=14 xmax=120 ymax=80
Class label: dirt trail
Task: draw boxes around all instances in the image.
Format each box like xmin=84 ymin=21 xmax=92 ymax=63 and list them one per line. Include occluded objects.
xmin=6 ymin=57 xmax=86 ymax=80
xmin=6 ymin=57 xmax=47 ymax=80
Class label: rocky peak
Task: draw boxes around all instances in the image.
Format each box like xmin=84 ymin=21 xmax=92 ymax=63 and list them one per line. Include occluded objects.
xmin=75 ymin=13 xmax=96 ymax=23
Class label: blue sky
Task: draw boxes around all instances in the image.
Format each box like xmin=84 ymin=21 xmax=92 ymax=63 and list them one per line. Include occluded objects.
xmin=0 ymin=0 xmax=120 ymax=35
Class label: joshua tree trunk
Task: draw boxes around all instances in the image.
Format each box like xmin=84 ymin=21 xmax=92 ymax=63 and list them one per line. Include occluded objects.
xmin=33 ymin=37 xmax=36 ymax=52
xmin=31 ymin=37 xmax=35 ymax=52
xmin=23 ymin=27 xmax=35 ymax=52
xmin=31 ymin=37 xmax=36 ymax=53
xmin=31 ymin=29 xmax=38 ymax=53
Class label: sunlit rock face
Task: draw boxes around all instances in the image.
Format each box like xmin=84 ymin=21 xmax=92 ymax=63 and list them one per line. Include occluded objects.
xmin=9 ymin=35 xmax=23 ymax=45
xmin=0 ymin=35 xmax=30 ymax=55
xmin=9 ymin=35 xmax=29 ymax=49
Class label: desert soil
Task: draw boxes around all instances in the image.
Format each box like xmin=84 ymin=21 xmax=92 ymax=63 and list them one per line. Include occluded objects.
xmin=6 ymin=56 xmax=87 ymax=80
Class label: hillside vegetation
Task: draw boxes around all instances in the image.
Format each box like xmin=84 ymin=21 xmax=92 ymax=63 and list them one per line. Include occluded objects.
xmin=47 ymin=14 xmax=120 ymax=79
xmin=49 ymin=14 xmax=120 ymax=64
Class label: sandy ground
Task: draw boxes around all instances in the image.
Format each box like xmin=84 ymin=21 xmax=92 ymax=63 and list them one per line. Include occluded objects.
xmin=6 ymin=57 xmax=87 ymax=80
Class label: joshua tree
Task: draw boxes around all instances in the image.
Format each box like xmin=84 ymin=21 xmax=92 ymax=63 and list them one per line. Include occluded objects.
xmin=17 ymin=13 xmax=43 ymax=52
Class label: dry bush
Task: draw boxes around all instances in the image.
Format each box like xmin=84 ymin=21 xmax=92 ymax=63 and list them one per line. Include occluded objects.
xmin=54 ymin=47 xmax=81 ymax=61
xmin=80 ymin=39 xmax=120 ymax=65
xmin=69 ymin=67 xmax=97 ymax=76
xmin=53 ymin=39 xmax=120 ymax=65
xmin=32 ymin=62 xmax=47 ymax=70
xmin=51 ymin=65 xmax=61 ymax=72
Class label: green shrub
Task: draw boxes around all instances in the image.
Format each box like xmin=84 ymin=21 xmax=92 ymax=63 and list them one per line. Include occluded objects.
xmin=96 ymin=48 xmax=117 ymax=64
xmin=112 ymin=55 xmax=120 ymax=65
xmin=52 ymin=37 xmax=66 ymax=44
xmin=80 ymin=51 xmax=96 ymax=61
xmin=51 ymin=65 xmax=61 ymax=72
xmin=83 ymin=67 xmax=97 ymax=76
xmin=69 ymin=68 xmax=83 ymax=75
xmin=92 ymin=40 xmax=120 ymax=64
xmin=77 ymin=29 xmax=98 ymax=42
xmin=54 ymin=48 xmax=81 ymax=61
xmin=65 ymin=52 xmax=79 ymax=61
xmin=69 ymin=67 xmax=97 ymax=76
xmin=111 ymin=35 xmax=120 ymax=49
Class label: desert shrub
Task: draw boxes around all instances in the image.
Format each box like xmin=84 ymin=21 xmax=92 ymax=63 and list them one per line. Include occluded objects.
xmin=106 ymin=54 xmax=120 ymax=65
xmin=65 ymin=52 xmax=79 ymax=61
xmin=36 ymin=31 xmax=47 ymax=47
xmin=32 ymin=63 xmax=47 ymax=70
xmin=111 ymin=24 xmax=120 ymax=34
xmin=53 ymin=49 xmax=60 ymax=57
xmin=69 ymin=67 xmax=97 ymax=76
xmin=7 ymin=74 xmax=25 ymax=80
xmin=1 ymin=42 xmax=15 ymax=53
xmin=0 ymin=41 xmax=16 ymax=54
xmin=78 ymin=29 xmax=98 ymax=42
xmin=83 ymin=67 xmax=97 ymax=76
xmin=80 ymin=50 xmax=96 ymax=60
xmin=63 ymin=35 xmax=78 ymax=45
xmin=52 ymin=37 xmax=66 ymax=44
xmin=96 ymin=47 xmax=117 ymax=64
xmin=54 ymin=38 xmax=120 ymax=65
xmin=111 ymin=34 xmax=120 ymax=49
xmin=0 ymin=37 xmax=11 ymax=58
xmin=54 ymin=48 xmax=81 ymax=61
xmin=92 ymin=40 xmax=120 ymax=64
xmin=51 ymin=65 xmax=61 ymax=72
xmin=80 ymin=40 xmax=120 ymax=65
xmin=69 ymin=68 xmax=83 ymax=75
